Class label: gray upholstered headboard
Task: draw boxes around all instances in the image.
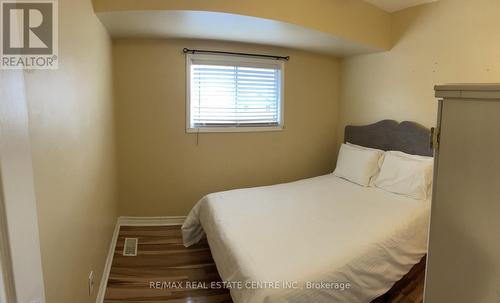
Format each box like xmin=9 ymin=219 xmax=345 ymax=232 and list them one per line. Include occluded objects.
xmin=344 ymin=120 xmax=433 ymax=157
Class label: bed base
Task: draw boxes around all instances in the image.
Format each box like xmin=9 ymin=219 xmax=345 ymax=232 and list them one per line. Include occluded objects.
xmin=371 ymin=256 xmax=427 ymax=303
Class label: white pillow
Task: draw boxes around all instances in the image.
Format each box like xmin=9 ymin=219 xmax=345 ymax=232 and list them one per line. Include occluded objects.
xmin=346 ymin=142 xmax=382 ymax=153
xmin=347 ymin=142 xmax=386 ymax=185
xmin=333 ymin=143 xmax=384 ymax=186
xmin=374 ymin=151 xmax=434 ymax=200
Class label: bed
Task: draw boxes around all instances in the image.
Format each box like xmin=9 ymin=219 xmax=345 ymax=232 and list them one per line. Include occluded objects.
xmin=182 ymin=120 xmax=433 ymax=303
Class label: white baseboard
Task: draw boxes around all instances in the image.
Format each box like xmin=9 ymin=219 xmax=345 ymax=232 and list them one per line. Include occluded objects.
xmin=118 ymin=216 xmax=186 ymax=226
xmin=95 ymin=219 xmax=120 ymax=303
xmin=95 ymin=216 xmax=186 ymax=303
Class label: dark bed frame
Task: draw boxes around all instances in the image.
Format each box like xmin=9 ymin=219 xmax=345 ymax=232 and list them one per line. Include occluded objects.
xmin=344 ymin=120 xmax=432 ymax=302
xmin=344 ymin=119 xmax=433 ymax=157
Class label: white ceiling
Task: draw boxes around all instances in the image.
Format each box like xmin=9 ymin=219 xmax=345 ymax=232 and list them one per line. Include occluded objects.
xmin=364 ymin=0 xmax=437 ymax=12
xmin=98 ymin=10 xmax=382 ymax=57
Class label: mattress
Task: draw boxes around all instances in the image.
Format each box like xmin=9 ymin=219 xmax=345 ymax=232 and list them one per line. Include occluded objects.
xmin=182 ymin=174 xmax=430 ymax=303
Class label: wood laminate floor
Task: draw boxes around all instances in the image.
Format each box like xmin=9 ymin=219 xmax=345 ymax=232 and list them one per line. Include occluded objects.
xmin=104 ymin=225 xmax=425 ymax=303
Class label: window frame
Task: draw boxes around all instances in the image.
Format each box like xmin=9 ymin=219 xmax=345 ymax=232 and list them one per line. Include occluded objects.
xmin=186 ymin=53 xmax=285 ymax=133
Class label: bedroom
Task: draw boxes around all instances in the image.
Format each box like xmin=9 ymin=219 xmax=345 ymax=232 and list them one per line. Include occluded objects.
xmin=1 ymin=0 xmax=499 ymax=302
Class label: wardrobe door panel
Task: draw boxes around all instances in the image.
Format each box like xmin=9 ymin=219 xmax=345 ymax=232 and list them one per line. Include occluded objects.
xmin=425 ymin=99 xmax=500 ymax=303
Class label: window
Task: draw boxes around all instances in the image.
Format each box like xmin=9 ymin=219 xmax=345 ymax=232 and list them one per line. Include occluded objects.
xmin=186 ymin=54 xmax=284 ymax=132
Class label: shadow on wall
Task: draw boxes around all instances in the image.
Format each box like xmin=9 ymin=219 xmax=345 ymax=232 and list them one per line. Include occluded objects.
xmin=390 ymin=2 xmax=430 ymax=47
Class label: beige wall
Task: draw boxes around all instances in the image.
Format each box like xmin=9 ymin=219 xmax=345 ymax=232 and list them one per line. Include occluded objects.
xmin=94 ymin=0 xmax=391 ymax=51
xmin=22 ymin=0 xmax=117 ymax=302
xmin=338 ymin=0 xmax=500 ymax=142
xmin=113 ymin=39 xmax=340 ymax=216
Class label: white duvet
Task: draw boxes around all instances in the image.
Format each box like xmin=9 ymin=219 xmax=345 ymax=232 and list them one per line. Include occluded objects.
xmin=182 ymin=174 xmax=430 ymax=303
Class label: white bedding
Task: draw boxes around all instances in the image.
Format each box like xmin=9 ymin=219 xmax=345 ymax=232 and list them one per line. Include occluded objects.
xmin=182 ymin=174 xmax=430 ymax=303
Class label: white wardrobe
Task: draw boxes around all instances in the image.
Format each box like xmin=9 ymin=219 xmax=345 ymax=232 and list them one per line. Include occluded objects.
xmin=424 ymin=84 xmax=500 ymax=302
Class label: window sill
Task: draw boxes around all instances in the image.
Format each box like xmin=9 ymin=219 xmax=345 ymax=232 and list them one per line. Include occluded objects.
xmin=186 ymin=125 xmax=284 ymax=133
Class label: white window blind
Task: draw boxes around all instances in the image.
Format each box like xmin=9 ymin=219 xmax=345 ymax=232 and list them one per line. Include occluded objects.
xmin=187 ymin=54 xmax=284 ymax=132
